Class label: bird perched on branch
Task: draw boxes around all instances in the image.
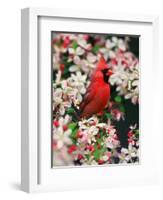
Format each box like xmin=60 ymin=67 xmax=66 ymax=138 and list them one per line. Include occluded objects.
xmin=79 ymin=55 xmax=113 ymax=119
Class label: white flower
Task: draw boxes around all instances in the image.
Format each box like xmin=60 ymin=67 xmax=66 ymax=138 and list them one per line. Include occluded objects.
xmin=78 ymin=116 xmax=118 ymax=147
xmin=76 ymin=34 xmax=92 ymax=50
xmin=99 ymin=38 xmax=117 ymax=60
xmin=130 ymin=124 xmax=137 ymax=130
xmin=53 ymin=53 xmax=60 ymax=70
xmin=53 ymin=88 xmax=64 ymax=115
xmin=53 ymin=43 xmax=67 ymax=54
xmin=112 ymin=37 xmax=127 ymax=51
xmin=87 ymin=52 xmax=97 ymax=63
xmin=118 ymin=144 xmax=138 ymax=163
xmin=109 ymin=59 xmax=139 ymax=104
xmin=67 ymin=71 xmax=87 ymax=94
xmin=53 ymin=146 xmax=73 ymax=166
xmin=105 ymin=137 xmax=119 ymax=149
xmin=109 ymin=64 xmax=128 ymax=85
xmin=78 ymin=116 xmax=100 ymax=144
xmin=69 ymin=53 xmax=97 ymax=73
xmin=59 ymin=114 xmax=71 ymax=125
xmin=106 ymin=39 xmax=116 ymax=49
xmin=78 ymin=117 xmax=99 ymax=143
xmin=102 ymin=155 xmax=109 ymax=162
xmin=53 ymin=127 xmax=72 ymax=149
xmin=81 ymin=156 xmax=98 ymax=165
xmin=55 ymin=70 xmax=62 ymax=84
xmin=53 ymin=87 xmax=71 ymax=115
xmin=53 ymin=116 xmax=72 ymax=149
xmin=118 ymin=149 xmax=130 ymax=163
xmin=105 ymin=127 xmax=120 ymax=149
xmin=68 ymin=46 xmax=85 ymax=56
xmin=99 ymin=37 xmax=127 ymax=60
xmin=53 ymin=71 xmax=88 ymax=112
xmin=69 ymin=56 xmax=88 ymax=73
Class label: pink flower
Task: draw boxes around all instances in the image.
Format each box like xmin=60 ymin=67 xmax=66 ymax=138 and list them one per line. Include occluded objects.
xmin=62 ymin=36 xmax=71 ymax=48
xmin=77 ymin=131 xmax=88 ymax=143
xmin=86 ymin=145 xmax=95 ymax=152
xmin=107 ymin=152 xmax=112 ymax=160
xmin=128 ymin=138 xmax=135 ymax=145
xmin=68 ymin=145 xmax=77 ymax=154
xmin=128 ymin=131 xmax=133 ymax=138
xmin=53 ymin=120 xmax=59 ymax=127
xmin=63 ymin=125 xmax=68 ymax=131
xmin=77 ymin=154 xmax=84 ymax=160
xmin=98 ymin=159 xmax=104 ymax=165
xmin=52 ymin=141 xmax=57 ymax=150
xmin=83 ymin=34 xmax=89 ymax=41
xmin=111 ymin=109 xmax=123 ymax=121
xmin=111 ymin=58 xmax=118 ymax=66
xmin=59 ymin=63 xmax=65 ymax=73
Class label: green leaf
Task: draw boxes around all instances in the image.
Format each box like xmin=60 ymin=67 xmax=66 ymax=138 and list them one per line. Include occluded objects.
xmin=68 ymin=122 xmax=77 ymax=131
xmin=105 ymin=112 xmax=112 ymax=119
xmin=66 ymin=107 xmax=75 ymax=115
xmin=63 ymin=66 xmax=70 ymax=77
xmin=93 ymin=147 xmax=106 ymax=161
xmin=92 ymin=44 xmax=100 ymax=54
xmin=119 ymin=105 xmax=125 ymax=113
xmin=135 ymin=130 xmax=139 ymax=139
xmin=99 ymin=129 xmax=104 ymax=135
xmin=71 ymin=138 xmax=77 ymax=145
xmin=72 ymin=41 xmax=78 ymax=49
xmin=114 ymin=95 xmax=122 ymax=103
xmin=97 ymin=137 xmax=103 ymax=144
xmin=71 ymin=128 xmax=78 ymax=139
xmin=68 ymin=122 xmax=78 ymax=139
xmin=85 ymin=154 xmax=90 ymax=161
xmin=93 ymin=149 xmax=100 ymax=160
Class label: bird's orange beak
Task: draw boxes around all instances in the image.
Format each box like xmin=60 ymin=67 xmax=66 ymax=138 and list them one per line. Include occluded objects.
xmin=106 ymin=69 xmax=113 ymax=76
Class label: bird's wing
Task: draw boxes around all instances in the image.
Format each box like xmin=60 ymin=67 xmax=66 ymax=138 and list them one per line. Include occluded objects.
xmin=79 ymin=82 xmax=97 ymax=112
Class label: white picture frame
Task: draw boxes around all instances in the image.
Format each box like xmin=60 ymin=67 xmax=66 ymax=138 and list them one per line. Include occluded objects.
xmin=21 ymin=7 xmax=159 ymax=193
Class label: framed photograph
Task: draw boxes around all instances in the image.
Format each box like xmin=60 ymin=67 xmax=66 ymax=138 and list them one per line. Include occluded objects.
xmin=21 ymin=8 xmax=159 ymax=193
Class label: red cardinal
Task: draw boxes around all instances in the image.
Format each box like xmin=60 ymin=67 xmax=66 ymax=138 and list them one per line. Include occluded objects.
xmin=79 ymin=55 xmax=113 ymax=119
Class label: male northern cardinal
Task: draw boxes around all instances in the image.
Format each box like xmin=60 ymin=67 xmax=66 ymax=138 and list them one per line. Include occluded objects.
xmin=79 ymin=55 xmax=113 ymax=119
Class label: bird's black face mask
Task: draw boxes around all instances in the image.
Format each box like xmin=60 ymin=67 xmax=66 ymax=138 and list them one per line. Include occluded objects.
xmin=101 ymin=68 xmax=113 ymax=83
